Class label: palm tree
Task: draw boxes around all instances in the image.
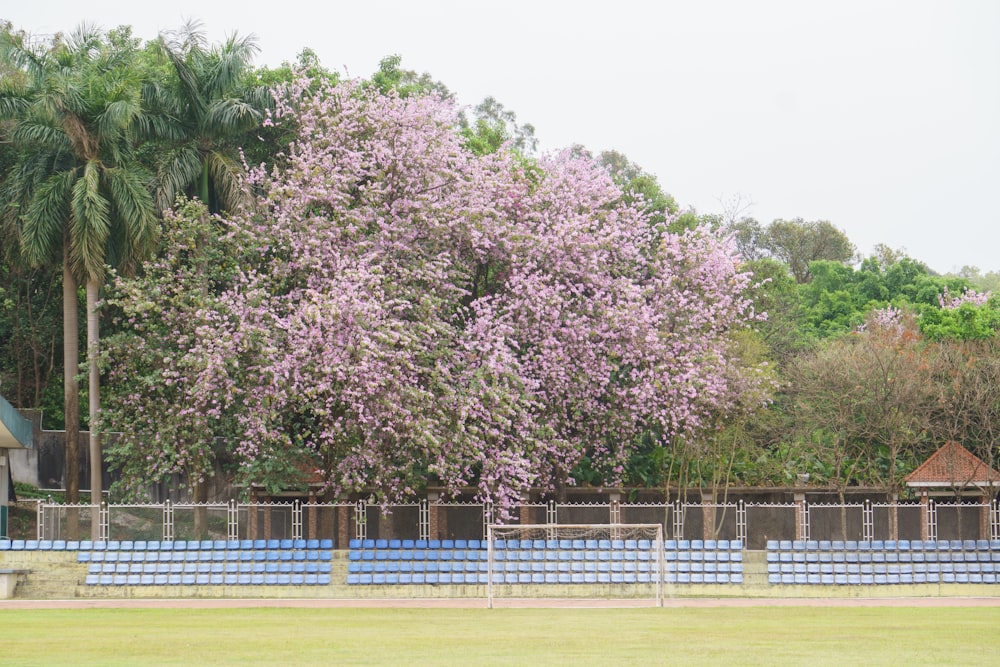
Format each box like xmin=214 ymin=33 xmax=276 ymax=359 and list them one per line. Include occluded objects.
xmin=150 ymin=21 xmax=272 ymax=214
xmin=0 ymin=25 xmax=159 ymax=526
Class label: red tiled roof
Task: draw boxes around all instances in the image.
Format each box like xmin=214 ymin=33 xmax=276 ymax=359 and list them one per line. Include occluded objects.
xmin=905 ymin=441 xmax=1000 ymax=486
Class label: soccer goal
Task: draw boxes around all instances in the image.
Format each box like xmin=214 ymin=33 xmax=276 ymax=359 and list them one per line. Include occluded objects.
xmin=485 ymin=523 xmax=665 ymax=608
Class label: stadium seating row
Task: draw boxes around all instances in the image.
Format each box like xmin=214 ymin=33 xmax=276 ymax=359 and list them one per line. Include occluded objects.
xmin=349 ymin=549 xmax=743 ymax=565
xmin=345 ymin=538 xmax=746 ymax=551
xmin=766 ymin=539 xmax=1000 ymax=584
xmin=76 ymin=549 xmax=333 ymax=563
xmin=767 ymin=550 xmax=999 ymax=563
xmin=768 ymin=572 xmax=994 ymax=585
xmin=767 ymin=539 xmax=1000 ymax=551
xmin=493 ymin=539 xmax=743 ymax=551
xmin=84 ymin=573 xmax=332 ymax=586
xmin=0 ymin=538 xmax=334 ymax=551
xmin=345 ymin=540 xmax=744 ymax=585
xmin=349 ymin=539 xmax=483 ymax=550
xmin=350 ymin=560 xmax=742 ymax=574
xmin=769 ymin=562 xmax=1000 ymax=575
xmin=347 ymin=571 xmax=743 ymax=585
xmin=88 ymin=562 xmax=331 ymax=575
xmin=347 ymin=548 xmax=744 ymax=562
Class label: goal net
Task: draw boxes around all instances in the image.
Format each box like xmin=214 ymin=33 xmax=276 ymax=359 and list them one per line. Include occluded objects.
xmin=485 ymin=524 xmax=665 ymax=608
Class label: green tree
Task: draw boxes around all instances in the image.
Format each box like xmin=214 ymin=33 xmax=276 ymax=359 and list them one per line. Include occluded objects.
xmin=0 ymin=25 xmax=159 ymax=516
xmin=150 ymin=22 xmax=272 ymax=213
xmin=370 ymin=54 xmax=453 ymax=100
xmin=928 ymin=339 xmax=1000 ymax=498
xmin=791 ymin=309 xmax=938 ymax=530
xmin=596 ymin=150 xmax=677 ymax=234
xmin=759 ymin=218 xmax=855 ymax=283
xmin=459 ymin=96 xmax=536 ymax=156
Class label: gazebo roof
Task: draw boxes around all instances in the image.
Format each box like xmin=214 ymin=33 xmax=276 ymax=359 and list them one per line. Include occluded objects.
xmin=0 ymin=394 xmax=32 ymax=450
xmin=905 ymin=441 xmax=1000 ymax=490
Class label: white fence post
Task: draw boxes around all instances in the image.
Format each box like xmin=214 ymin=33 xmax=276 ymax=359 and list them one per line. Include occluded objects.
xmin=927 ymin=499 xmax=937 ymax=542
xmin=863 ymin=500 xmax=874 ymax=541
xmin=99 ymin=501 xmax=109 ymax=541
xmin=737 ymin=500 xmax=747 ymax=548
xmin=418 ymin=499 xmax=429 ymax=541
xmin=672 ymin=500 xmax=684 ymax=540
xmin=482 ymin=501 xmax=493 ymax=540
xmin=292 ymin=500 xmax=303 ymax=541
xmin=355 ymin=500 xmax=366 ymax=542
xmin=36 ymin=499 xmax=45 ymax=541
xmin=227 ymin=499 xmax=239 ymax=542
xmin=992 ymin=499 xmax=999 ymax=542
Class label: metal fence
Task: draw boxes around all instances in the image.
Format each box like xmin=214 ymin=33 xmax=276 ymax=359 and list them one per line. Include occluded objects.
xmin=35 ymin=499 xmax=1000 ymax=548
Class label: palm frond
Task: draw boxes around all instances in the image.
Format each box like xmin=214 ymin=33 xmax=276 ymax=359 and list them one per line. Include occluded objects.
xmin=203 ymin=32 xmax=259 ymax=100
xmin=241 ymin=85 xmax=276 ymax=113
xmin=104 ymin=165 xmax=159 ymax=263
xmin=0 ymin=29 xmax=50 ymax=80
xmin=0 ymin=85 xmax=30 ymax=120
xmin=36 ymin=74 xmax=86 ymax=121
xmin=159 ymin=36 xmax=207 ymax=120
xmin=136 ymin=81 xmax=189 ymax=142
xmin=65 ymin=24 xmax=103 ymax=62
xmin=2 ymin=149 xmax=71 ymax=205
xmin=203 ymin=98 xmax=263 ymax=136
xmin=97 ymin=97 xmax=141 ymax=140
xmin=161 ymin=19 xmax=207 ymax=55
xmin=22 ymin=169 xmax=75 ymax=266
xmin=207 ymin=150 xmax=252 ymax=213
xmin=10 ymin=118 xmax=72 ymax=152
xmin=70 ymin=159 xmax=111 ymax=279
xmin=152 ymin=143 xmax=203 ymax=212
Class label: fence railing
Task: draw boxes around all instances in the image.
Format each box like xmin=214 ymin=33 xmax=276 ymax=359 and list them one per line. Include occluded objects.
xmin=35 ymin=499 xmax=1000 ymax=548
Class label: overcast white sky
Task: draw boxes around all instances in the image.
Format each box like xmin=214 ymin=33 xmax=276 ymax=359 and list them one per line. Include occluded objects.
xmin=5 ymin=1 xmax=999 ymax=273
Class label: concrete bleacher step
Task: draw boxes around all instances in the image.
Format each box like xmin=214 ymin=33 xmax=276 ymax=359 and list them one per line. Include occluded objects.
xmin=0 ymin=552 xmax=87 ymax=599
xmin=739 ymin=550 xmax=771 ymax=586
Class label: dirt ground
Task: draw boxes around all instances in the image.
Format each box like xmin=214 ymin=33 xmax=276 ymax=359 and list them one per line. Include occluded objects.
xmin=3 ymin=596 xmax=1000 ymax=610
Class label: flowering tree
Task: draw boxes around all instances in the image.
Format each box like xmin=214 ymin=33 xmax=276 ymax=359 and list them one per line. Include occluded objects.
xmin=102 ymin=199 xmax=244 ymax=501
xmin=922 ymin=287 xmax=1000 ymax=341
xmin=937 ymin=286 xmax=991 ymax=309
xmin=104 ymin=79 xmax=769 ymax=516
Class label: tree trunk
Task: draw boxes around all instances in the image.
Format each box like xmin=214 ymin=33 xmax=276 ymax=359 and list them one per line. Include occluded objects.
xmin=63 ymin=255 xmax=80 ymax=539
xmin=86 ymin=278 xmax=102 ymax=539
xmin=199 ymin=160 xmax=211 ymax=209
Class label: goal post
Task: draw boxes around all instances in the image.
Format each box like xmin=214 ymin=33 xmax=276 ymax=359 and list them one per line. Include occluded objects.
xmin=485 ymin=523 xmax=665 ymax=608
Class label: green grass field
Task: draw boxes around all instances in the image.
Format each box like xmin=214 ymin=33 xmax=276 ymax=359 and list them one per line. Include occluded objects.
xmin=2 ymin=606 xmax=998 ymax=666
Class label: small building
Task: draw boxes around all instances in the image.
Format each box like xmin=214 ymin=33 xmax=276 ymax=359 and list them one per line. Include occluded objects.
xmin=905 ymin=441 xmax=1000 ymax=541
xmin=905 ymin=441 xmax=1000 ymax=499
xmin=0 ymin=394 xmax=34 ymax=537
